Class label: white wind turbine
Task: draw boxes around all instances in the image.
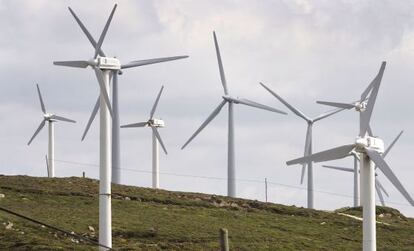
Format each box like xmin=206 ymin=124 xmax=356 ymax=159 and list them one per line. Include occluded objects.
xmin=54 ymin=6 xmax=118 ymax=249
xmin=27 ymin=84 xmax=76 ymax=178
xmin=323 ymin=130 xmax=403 ymax=207
xmin=54 ymin=5 xmax=187 ymax=249
xmin=182 ymin=31 xmax=287 ymax=198
xmin=259 ymin=82 xmax=344 ymax=209
xmin=121 ymin=86 xmax=167 ymax=189
xmin=58 ymin=4 xmax=187 ymax=185
xmin=286 ymin=62 xmax=414 ymax=251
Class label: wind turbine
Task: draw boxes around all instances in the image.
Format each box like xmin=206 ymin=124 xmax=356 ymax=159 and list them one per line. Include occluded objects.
xmin=56 ymin=4 xmax=188 ymax=185
xmin=322 ymin=130 xmax=404 ymax=207
xmin=54 ymin=5 xmax=187 ymax=248
xmin=54 ymin=6 xmax=117 ymax=249
xmin=121 ymin=86 xmax=167 ymax=189
xmin=286 ymin=62 xmax=414 ymax=251
xmin=27 ymin=84 xmax=76 ymax=178
xmin=259 ymin=82 xmax=344 ymax=209
xmin=316 ymin=62 xmax=413 ymax=209
xmin=53 ymin=4 xmax=183 ymax=249
xmin=181 ymin=31 xmax=287 ymax=198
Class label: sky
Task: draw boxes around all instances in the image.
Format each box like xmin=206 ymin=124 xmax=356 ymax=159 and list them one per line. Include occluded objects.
xmin=0 ymin=0 xmax=414 ymax=217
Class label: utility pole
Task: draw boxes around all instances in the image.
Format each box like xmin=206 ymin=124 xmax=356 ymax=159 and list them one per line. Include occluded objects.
xmin=265 ymin=178 xmax=268 ymax=202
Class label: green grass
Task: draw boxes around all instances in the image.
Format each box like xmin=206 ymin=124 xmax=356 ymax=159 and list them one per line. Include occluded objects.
xmin=0 ymin=175 xmax=413 ymax=250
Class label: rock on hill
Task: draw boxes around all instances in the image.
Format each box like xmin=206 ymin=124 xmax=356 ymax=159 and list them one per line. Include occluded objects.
xmin=0 ymin=175 xmax=413 ymax=250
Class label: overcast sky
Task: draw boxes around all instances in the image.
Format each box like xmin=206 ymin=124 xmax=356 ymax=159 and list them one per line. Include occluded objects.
xmin=1 ymin=0 xmax=414 ymax=217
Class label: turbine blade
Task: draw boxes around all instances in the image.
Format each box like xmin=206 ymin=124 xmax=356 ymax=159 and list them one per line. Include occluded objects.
xmin=182 ymin=100 xmax=227 ymax=149
xmin=304 ymin=125 xmax=312 ymax=159
xmin=383 ymin=130 xmax=404 ymax=158
xmin=235 ymin=97 xmax=287 ymax=115
xmin=150 ymin=86 xmax=164 ymax=119
xmin=322 ymin=165 xmax=354 ymax=172
xmin=94 ymin=4 xmax=117 ymax=58
xmin=312 ymin=107 xmax=345 ymax=122
xmin=51 ymin=115 xmax=76 ymax=123
xmin=287 ymin=144 xmax=355 ymax=166
xmin=353 ymin=151 xmax=361 ymax=161
xmin=359 ymin=62 xmax=386 ymax=137
xmin=213 ymin=31 xmax=228 ymax=95
xmin=68 ymin=7 xmax=105 ymax=57
xmin=260 ymin=82 xmax=309 ymax=121
xmin=81 ymin=96 xmax=100 ymax=141
xmin=300 ymin=165 xmax=306 ymax=185
xmin=152 ymin=127 xmax=168 ymax=155
xmin=361 ymin=64 xmax=382 ymax=100
xmin=300 ymin=125 xmax=312 ymax=184
xmin=36 ymin=84 xmax=46 ymax=113
xmin=121 ymin=122 xmax=148 ymax=128
xmin=94 ymin=67 xmax=113 ymax=117
xmin=121 ymin=56 xmax=189 ymax=69
xmin=375 ymin=180 xmax=386 ymax=206
xmin=365 ymin=148 xmax=414 ymax=206
xmin=359 ymin=112 xmax=365 ymax=137
xmin=45 ymin=154 xmax=49 ymax=177
xmin=53 ymin=60 xmax=90 ymax=68
xmin=376 ymin=179 xmax=389 ymax=197
xmin=316 ymin=101 xmax=355 ymax=109
xmin=367 ymin=125 xmax=374 ymax=137
xmin=27 ymin=119 xmax=46 ymax=145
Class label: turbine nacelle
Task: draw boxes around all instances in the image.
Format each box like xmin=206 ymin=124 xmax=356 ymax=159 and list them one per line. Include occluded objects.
xmin=222 ymin=95 xmax=235 ymax=103
xmin=355 ymin=136 xmax=384 ymax=154
xmin=43 ymin=113 xmax=54 ymax=121
xmin=148 ymin=118 xmax=165 ymax=128
xmin=96 ymin=56 xmax=121 ymax=70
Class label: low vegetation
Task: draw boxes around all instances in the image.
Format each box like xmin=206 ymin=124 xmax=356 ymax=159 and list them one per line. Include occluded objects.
xmin=0 ymin=175 xmax=413 ymax=250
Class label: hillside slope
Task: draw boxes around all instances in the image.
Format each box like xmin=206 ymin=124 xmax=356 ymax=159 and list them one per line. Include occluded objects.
xmin=0 ymin=175 xmax=413 ymax=250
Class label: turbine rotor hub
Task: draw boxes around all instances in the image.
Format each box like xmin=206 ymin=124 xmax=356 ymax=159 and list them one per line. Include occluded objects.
xmin=222 ymin=95 xmax=237 ymax=103
xmin=355 ymin=101 xmax=367 ymax=112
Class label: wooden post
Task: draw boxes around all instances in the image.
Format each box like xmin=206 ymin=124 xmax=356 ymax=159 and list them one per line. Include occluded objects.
xmin=82 ymin=172 xmax=85 ymax=178
xmin=220 ymin=228 xmax=229 ymax=251
xmin=265 ymin=178 xmax=268 ymax=203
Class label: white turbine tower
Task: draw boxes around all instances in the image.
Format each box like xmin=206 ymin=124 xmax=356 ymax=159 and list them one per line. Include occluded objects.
xmin=182 ymin=31 xmax=287 ymax=198
xmin=121 ymin=86 xmax=168 ymax=189
xmin=259 ymin=82 xmax=344 ymax=209
xmin=54 ymin=5 xmax=187 ymax=249
xmin=323 ymin=130 xmax=403 ymax=207
xmin=59 ymin=5 xmax=187 ymax=185
xmin=54 ymin=6 xmax=117 ymax=249
xmin=27 ymin=84 xmax=76 ymax=177
xmin=286 ymin=62 xmax=414 ymax=251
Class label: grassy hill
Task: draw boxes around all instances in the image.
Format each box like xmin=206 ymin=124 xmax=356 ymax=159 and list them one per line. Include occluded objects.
xmin=0 ymin=175 xmax=413 ymax=250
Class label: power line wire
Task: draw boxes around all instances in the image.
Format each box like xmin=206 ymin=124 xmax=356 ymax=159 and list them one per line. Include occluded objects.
xmin=0 ymin=205 xmax=112 ymax=250
xmin=50 ymin=158 xmax=414 ymax=208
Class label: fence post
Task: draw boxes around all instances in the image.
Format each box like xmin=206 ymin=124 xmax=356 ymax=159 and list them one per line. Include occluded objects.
xmin=265 ymin=178 xmax=268 ymax=202
xmin=220 ymin=228 xmax=229 ymax=251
